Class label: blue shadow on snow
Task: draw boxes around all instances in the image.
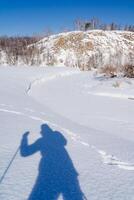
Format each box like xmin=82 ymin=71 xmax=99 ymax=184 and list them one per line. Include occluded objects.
xmin=20 ymin=124 xmax=84 ymax=200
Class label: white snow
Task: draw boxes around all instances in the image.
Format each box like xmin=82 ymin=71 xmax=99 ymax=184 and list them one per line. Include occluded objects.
xmin=0 ymin=66 xmax=134 ymax=199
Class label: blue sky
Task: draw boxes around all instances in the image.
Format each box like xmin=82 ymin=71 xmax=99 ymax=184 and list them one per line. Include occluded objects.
xmin=0 ymin=0 xmax=133 ymax=36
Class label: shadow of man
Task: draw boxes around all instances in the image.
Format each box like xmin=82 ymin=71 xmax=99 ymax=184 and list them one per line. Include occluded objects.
xmin=20 ymin=124 xmax=84 ymax=200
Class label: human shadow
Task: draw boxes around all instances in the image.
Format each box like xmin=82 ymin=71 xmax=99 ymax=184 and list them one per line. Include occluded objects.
xmin=20 ymin=124 xmax=84 ymax=200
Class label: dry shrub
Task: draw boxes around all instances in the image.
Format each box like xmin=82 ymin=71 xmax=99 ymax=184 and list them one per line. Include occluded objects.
xmin=0 ymin=36 xmax=40 ymax=65
xmin=77 ymin=41 xmax=93 ymax=54
xmin=54 ymin=33 xmax=83 ymax=50
xmin=54 ymin=33 xmax=94 ymax=56
xmin=123 ymin=65 xmax=134 ymax=78
xmin=55 ymin=37 xmax=66 ymax=49
xmin=87 ymin=31 xmax=106 ymax=37
xmin=86 ymin=41 xmax=93 ymax=49
xmin=100 ymin=65 xmax=117 ymax=77
xmin=123 ymin=33 xmax=134 ymax=41
xmin=68 ymin=33 xmax=83 ymax=43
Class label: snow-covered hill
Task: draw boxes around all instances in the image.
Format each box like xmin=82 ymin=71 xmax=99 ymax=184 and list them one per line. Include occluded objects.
xmin=36 ymin=30 xmax=134 ymax=70
xmin=0 ymin=31 xmax=134 ymax=72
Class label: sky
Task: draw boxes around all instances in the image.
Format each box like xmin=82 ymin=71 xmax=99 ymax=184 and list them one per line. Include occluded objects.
xmin=0 ymin=0 xmax=133 ymax=36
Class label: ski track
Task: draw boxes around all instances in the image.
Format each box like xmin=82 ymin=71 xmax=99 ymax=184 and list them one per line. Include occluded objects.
xmin=26 ymin=71 xmax=81 ymax=94
xmin=0 ymin=105 xmax=134 ymax=171
xmin=0 ymin=108 xmax=23 ymax=115
xmin=88 ymin=91 xmax=134 ymax=100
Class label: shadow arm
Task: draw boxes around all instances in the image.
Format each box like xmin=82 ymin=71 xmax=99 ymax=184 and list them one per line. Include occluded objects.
xmin=20 ymin=132 xmax=40 ymax=157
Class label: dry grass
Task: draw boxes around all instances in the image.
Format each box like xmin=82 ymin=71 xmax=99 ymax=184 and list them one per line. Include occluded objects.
xmin=100 ymin=64 xmax=134 ymax=78
xmin=99 ymin=65 xmax=117 ymax=77
xmin=123 ymin=65 xmax=134 ymax=78
xmin=87 ymin=31 xmax=106 ymax=37
xmin=54 ymin=37 xmax=66 ymax=49
xmin=123 ymin=33 xmax=134 ymax=41
xmin=54 ymin=33 xmax=94 ymax=54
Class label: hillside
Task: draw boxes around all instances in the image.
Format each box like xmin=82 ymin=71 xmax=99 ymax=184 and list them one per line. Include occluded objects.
xmin=36 ymin=30 xmax=134 ymax=70
xmin=0 ymin=30 xmax=134 ymax=73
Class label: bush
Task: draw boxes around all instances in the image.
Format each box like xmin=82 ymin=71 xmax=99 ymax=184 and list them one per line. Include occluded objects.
xmin=99 ymin=65 xmax=117 ymax=77
xmin=123 ymin=65 xmax=134 ymax=78
xmin=0 ymin=36 xmax=41 ymax=65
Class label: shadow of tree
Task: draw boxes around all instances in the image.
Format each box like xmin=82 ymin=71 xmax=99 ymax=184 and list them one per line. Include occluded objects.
xmin=20 ymin=124 xmax=84 ymax=200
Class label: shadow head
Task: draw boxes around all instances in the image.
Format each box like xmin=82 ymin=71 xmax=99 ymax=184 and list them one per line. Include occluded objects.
xmin=40 ymin=124 xmax=53 ymax=137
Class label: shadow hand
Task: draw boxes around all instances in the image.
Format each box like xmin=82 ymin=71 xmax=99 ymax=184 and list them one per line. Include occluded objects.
xmin=23 ymin=131 xmax=30 ymax=137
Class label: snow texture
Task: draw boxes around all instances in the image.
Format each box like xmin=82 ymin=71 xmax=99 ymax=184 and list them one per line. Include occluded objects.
xmin=0 ymin=66 xmax=134 ymax=200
